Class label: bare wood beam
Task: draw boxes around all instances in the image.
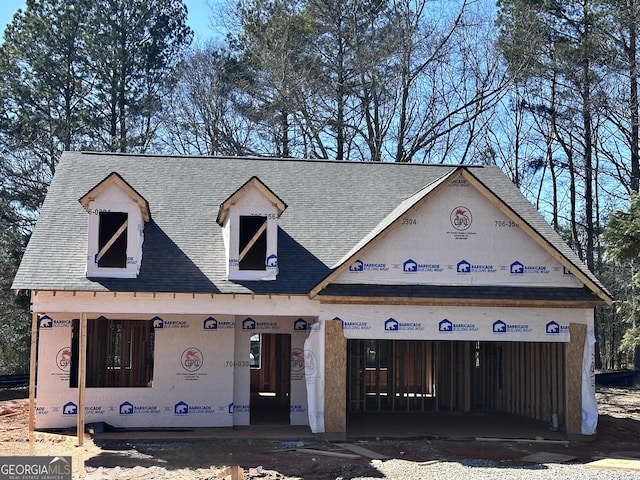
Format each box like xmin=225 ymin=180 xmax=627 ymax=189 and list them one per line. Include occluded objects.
xmin=238 ymin=220 xmax=266 ymax=262
xmin=77 ymin=313 xmax=87 ymax=446
xmin=28 ymin=312 xmax=38 ymax=454
xmin=97 ymin=220 xmax=128 ymax=261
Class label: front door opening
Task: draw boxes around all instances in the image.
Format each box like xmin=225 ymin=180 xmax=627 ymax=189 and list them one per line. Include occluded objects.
xmin=250 ymin=333 xmax=291 ymax=424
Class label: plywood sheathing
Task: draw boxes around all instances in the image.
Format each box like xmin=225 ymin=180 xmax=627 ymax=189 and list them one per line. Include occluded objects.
xmin=324 ymin=320 xmax=346 ymax=434
xmin=586 ymin=458 xmax=640 ymax=471
xmin=566 ymin=322 xmax=587 ymax=436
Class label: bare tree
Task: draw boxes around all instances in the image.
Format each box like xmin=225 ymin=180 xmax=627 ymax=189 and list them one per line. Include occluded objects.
xmin=160 ymin=43 xmax=255 ymax=156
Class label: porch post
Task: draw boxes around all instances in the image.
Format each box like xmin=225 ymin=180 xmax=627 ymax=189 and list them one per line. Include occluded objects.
xmin=566 ymin=322 xmax=586 ymax=438
xmin=323 ymin=319 xmax=346 ymax=439
xmin=28 ymin=312 xmax=38 ymax=453
xmin=77 ymin=313 xmax=87 ymax=445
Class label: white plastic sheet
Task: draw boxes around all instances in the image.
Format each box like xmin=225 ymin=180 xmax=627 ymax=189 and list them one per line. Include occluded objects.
xmin=581 ymin=326 xmax=598 ymax=435
xmin=304 ymin=321 xmax=325 ymax=433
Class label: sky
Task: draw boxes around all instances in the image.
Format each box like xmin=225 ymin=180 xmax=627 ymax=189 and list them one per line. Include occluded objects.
xmin=0 ymin=0 xmax=219 ymax=42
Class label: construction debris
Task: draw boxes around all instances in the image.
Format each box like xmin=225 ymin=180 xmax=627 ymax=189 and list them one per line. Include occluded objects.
xmin=520 ymin=452 xmax=578 ymax=464
xmin=585 ymin=458 xmax=640 ymax=471
xmin=336 ymin=443 xmax=390 ymax=460
xmin=476 ymin=437 xmax=570 ymax=445
xmin=295 ymin=448 xmax=361 ymax=460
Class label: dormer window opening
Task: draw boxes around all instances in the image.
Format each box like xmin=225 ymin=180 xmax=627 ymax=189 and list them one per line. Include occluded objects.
xmin=79 ymin=172 xmax=149 ymax=278
xmin=98 ymin=212 xmax=128 ymax=268
xmin=239 ymin=215 xmax=267 ymax=270
xmin=217 ymin=176 xmax=286 ymax=281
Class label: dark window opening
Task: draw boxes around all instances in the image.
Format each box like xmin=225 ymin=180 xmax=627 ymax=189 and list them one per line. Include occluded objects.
xmin=365 ymin=339 xmax=389 ymax=369
xmin=250 ymin=333 xmax=261 ymax=368
xmin=239 ymin=215 xmax=267 ymax=270
xmin=70 ymin=318 xmax=154 ymax=388
xmin=98 ymin=212 xmax=128 ymax=268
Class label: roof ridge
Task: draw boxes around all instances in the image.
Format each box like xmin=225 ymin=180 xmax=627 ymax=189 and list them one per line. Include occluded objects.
xmin=70 ymin=151 xmax=484 ymax=168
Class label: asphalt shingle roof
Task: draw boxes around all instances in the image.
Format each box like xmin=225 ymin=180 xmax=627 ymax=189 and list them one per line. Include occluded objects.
xmin=12 ymin=151 xmax=610 ymax=302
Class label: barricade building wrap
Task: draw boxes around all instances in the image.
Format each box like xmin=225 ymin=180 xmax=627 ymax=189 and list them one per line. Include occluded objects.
xmin=339 ymin=177 xmax=582 ymax=288
xmin=325 ymin=305 xmax=582 ymax=343
xmin=33 ymin=312 xmax=313 ymax=430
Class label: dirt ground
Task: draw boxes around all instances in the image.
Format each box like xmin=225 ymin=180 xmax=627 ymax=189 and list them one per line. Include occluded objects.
xmin=1 ymin=386 xmax=639 ymax=479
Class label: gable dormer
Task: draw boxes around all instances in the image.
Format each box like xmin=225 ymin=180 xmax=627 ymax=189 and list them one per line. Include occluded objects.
xmin=217 ymin=177 xmax=286 ymax=281
xmin=79 ymin=172 xmax=150 ymax=278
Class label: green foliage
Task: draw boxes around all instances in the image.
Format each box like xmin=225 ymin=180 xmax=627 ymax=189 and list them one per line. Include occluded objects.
xmin=233 ymin=0 xmax=321 ymax=157
xmin=603 ymin=193 xmax=640 ymax=264
xmin=86 ymin=0 xmax=193 ymax=152
xmin=0 ymin=0 xmax=92 ymax=216
xmin=0 ymin=196 xmax=30 ymax=374
xmin=602 ymin=193 xmax=640 ymax=367
xmin=619 ymin=325 xmax=640 ymax=360
xmin=0 ymin=0 xmax=193 ymax=211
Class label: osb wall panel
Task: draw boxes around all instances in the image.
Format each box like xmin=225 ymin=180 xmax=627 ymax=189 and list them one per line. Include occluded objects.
xmin=566 ymin=323 xmax=586 ymax=435
xmin=324 ymin=320 xmax=346 ymax=432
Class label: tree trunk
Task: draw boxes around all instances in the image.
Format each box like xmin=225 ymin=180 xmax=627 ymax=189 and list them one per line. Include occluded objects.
xmin=118 ymin=14 xmax=128 ymax=153
xmin=629 ymin=19 xmax=640 ymax=193
xmin=281 ymin=110 xmax=290 ymax=158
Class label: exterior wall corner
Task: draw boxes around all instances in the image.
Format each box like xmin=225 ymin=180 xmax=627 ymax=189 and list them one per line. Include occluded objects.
xmin=323 ymin=320 xmax=346 ymax=434
xmin=565 ymin=322 xmax=587 ymax=436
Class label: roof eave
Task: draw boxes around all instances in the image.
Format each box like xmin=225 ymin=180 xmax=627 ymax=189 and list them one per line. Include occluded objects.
xmin=78 ymin=172 xmax=150 ymax=222
xmin=459 ymin=169 xmax=613 ymax=306
xmin=316 ymin=295 xmax=607 ymax=308
xmin=216 ymin=176 xmax=287 ymax=226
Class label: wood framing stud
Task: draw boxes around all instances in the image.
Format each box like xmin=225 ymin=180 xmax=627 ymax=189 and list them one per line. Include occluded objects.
xmin=28 ymin=313 xmax=38 ymax=451
xmin=77 ymin=313 xmax=87 ymax=446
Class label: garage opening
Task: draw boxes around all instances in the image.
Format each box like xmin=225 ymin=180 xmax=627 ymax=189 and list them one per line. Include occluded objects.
xmin=347 ymin=340 xmax=565 ymax=421
xmin=250 ymin=333 xmax=291 ymax=424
